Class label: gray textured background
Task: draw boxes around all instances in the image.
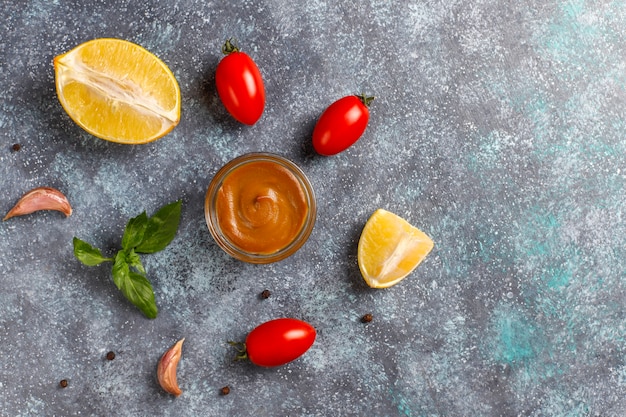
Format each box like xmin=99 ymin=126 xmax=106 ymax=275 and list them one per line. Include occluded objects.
xmin=1 ymin=1 xmax=625 ymax=416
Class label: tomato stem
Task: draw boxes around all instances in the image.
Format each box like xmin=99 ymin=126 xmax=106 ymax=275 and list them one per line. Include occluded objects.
xmin=222 ymin=39 xmax=240 ymax=55
xmin=357 ymin=93 xmax=375 ymax=107
xmin=227 ymin=341 xmax=248 ymax=361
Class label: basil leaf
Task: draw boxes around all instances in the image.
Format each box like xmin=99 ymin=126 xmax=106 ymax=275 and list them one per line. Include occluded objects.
xmin=112 ymin=252 xmax=158 ymax=319
xmin=122 ymin=271 xmax=158 ymax=319
xmin=135 ymin=200 xmax=182 ymax=254
xmin=73 ymin=237 xmax=112 ymax=266
xmin=112 ymin=251 xmax=130 ymax=290
xmin=126 ymin=248 xmax=146 ymax=275
xmin=122 ymin=211 xmax=148 ymax=250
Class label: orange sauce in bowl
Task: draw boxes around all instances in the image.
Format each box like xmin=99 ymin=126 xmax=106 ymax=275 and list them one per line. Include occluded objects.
xmin=215 ymin=160 xmax=309 ymax=254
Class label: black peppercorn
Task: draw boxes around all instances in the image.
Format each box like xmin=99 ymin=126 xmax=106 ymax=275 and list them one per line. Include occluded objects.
xmin=361 ymin=313 xmax=373 ymax=323
xmin=12 ymin=143 xmax=21 ymax=152
xmin=59 ymin=379 xmax=68 ymax=388
xmin=220 ymin=386 xmax=231 ymax=395
xmin=260 ymin=289 xmax=271 ymax=299
xmin=106 ymin=351 xmax=116 ymax=360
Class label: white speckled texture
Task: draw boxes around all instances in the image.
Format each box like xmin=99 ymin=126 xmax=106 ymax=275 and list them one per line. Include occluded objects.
xmin=1 ymin=0 xmax=625 ymax=416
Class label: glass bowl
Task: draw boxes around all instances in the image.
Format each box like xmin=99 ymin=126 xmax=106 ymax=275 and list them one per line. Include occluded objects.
xmin=205 ymin=152 xmax=316 ymax=264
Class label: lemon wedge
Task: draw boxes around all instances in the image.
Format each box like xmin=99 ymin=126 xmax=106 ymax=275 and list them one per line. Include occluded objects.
xmin=357 ymin=209 xmax=434 ymax=288
xmin=54 ymin=38 xmax=181 ymax=144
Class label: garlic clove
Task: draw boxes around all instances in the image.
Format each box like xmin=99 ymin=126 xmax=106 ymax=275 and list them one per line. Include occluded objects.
xmin=3 ymin=186 xmax=72 ymax=221
xmin=157 ymin=338 xmax=185 ymax=397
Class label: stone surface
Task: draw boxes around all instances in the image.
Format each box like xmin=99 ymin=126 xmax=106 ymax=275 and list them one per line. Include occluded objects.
xmin=1 ymin=1 xmax=625 ymax=416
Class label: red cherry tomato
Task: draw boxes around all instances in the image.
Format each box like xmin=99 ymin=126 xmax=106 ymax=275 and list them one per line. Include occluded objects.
xmin=215 ymin=39 xmax=265 ymax=125
xmin=245 ymin=318 xmax=316 ymax=367
xmin=312 ymin=94 xmax=374 ymax=156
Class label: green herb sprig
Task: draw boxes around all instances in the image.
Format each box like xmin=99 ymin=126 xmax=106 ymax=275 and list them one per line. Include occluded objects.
xmin=73 ymin=200 xmax=182 ymax=319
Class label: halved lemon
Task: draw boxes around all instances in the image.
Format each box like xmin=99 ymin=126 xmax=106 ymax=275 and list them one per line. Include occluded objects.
xmin=54 ymin=38 xmax=181 ymax=144
xmin=357 ymin=209 xmax=434 ymax=288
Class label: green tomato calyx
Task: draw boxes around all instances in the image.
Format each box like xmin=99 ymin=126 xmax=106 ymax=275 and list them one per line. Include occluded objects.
xmin=222 ymin=38 xmax=240 ymax=55
xmin=228 ymin=341 xmax=248 ymax=361
xmin=357 ymin=93 xmax=375 ymax=107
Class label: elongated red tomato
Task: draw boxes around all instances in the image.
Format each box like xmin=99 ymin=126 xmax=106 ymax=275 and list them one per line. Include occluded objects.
xmin=215 ymin=40 xmax=265 ymax=125
xmin=312 ymin=94 xmax=374 ymax=156
xmin=246 ymin=318 xmax=316 ymax=367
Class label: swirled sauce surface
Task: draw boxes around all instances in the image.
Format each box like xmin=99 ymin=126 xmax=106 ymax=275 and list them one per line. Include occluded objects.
xmin=216 ymin=161 xmax=309 ymax=254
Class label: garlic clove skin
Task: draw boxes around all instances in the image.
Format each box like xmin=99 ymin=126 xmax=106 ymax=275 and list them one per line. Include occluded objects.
xmin=157 ymin=338 xmax=185 ymax=397
xmin=3 ymin=186 xmax=72 ymax=221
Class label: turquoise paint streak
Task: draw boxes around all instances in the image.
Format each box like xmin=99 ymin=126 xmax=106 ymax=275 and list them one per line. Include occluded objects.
xmin=388 ymin=388 xmax=430 ymax=417
xmin=483 ymin=304 xmax=568 ymax=388
xmin=515 ymin=204 xmax=596 ymax=355
xmin=492 ymin=309 xmax=537 ymax=365
xmin=541 ymin=1 xmax=602 ymax=73
xmin=395 ymin=395 xmax=413 ymax=417
xmin=562 ymin=0 xmax=585 ymax=18
xmin=543 ymin=265 xmax=573 ymax=289
xmin=535 ymin=0 xmax=626 ymax=81
xmin=465 ymin=131 xmax=503 ymax=174
xmin=519 ymin=207 xmax=560 ymax=258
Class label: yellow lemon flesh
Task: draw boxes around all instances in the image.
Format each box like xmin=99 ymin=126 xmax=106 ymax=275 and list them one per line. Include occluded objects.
xmin=54 ymin=38 xmax=181 ymax=144
xmin=358 ymin=209 xmax=434 ymax=288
